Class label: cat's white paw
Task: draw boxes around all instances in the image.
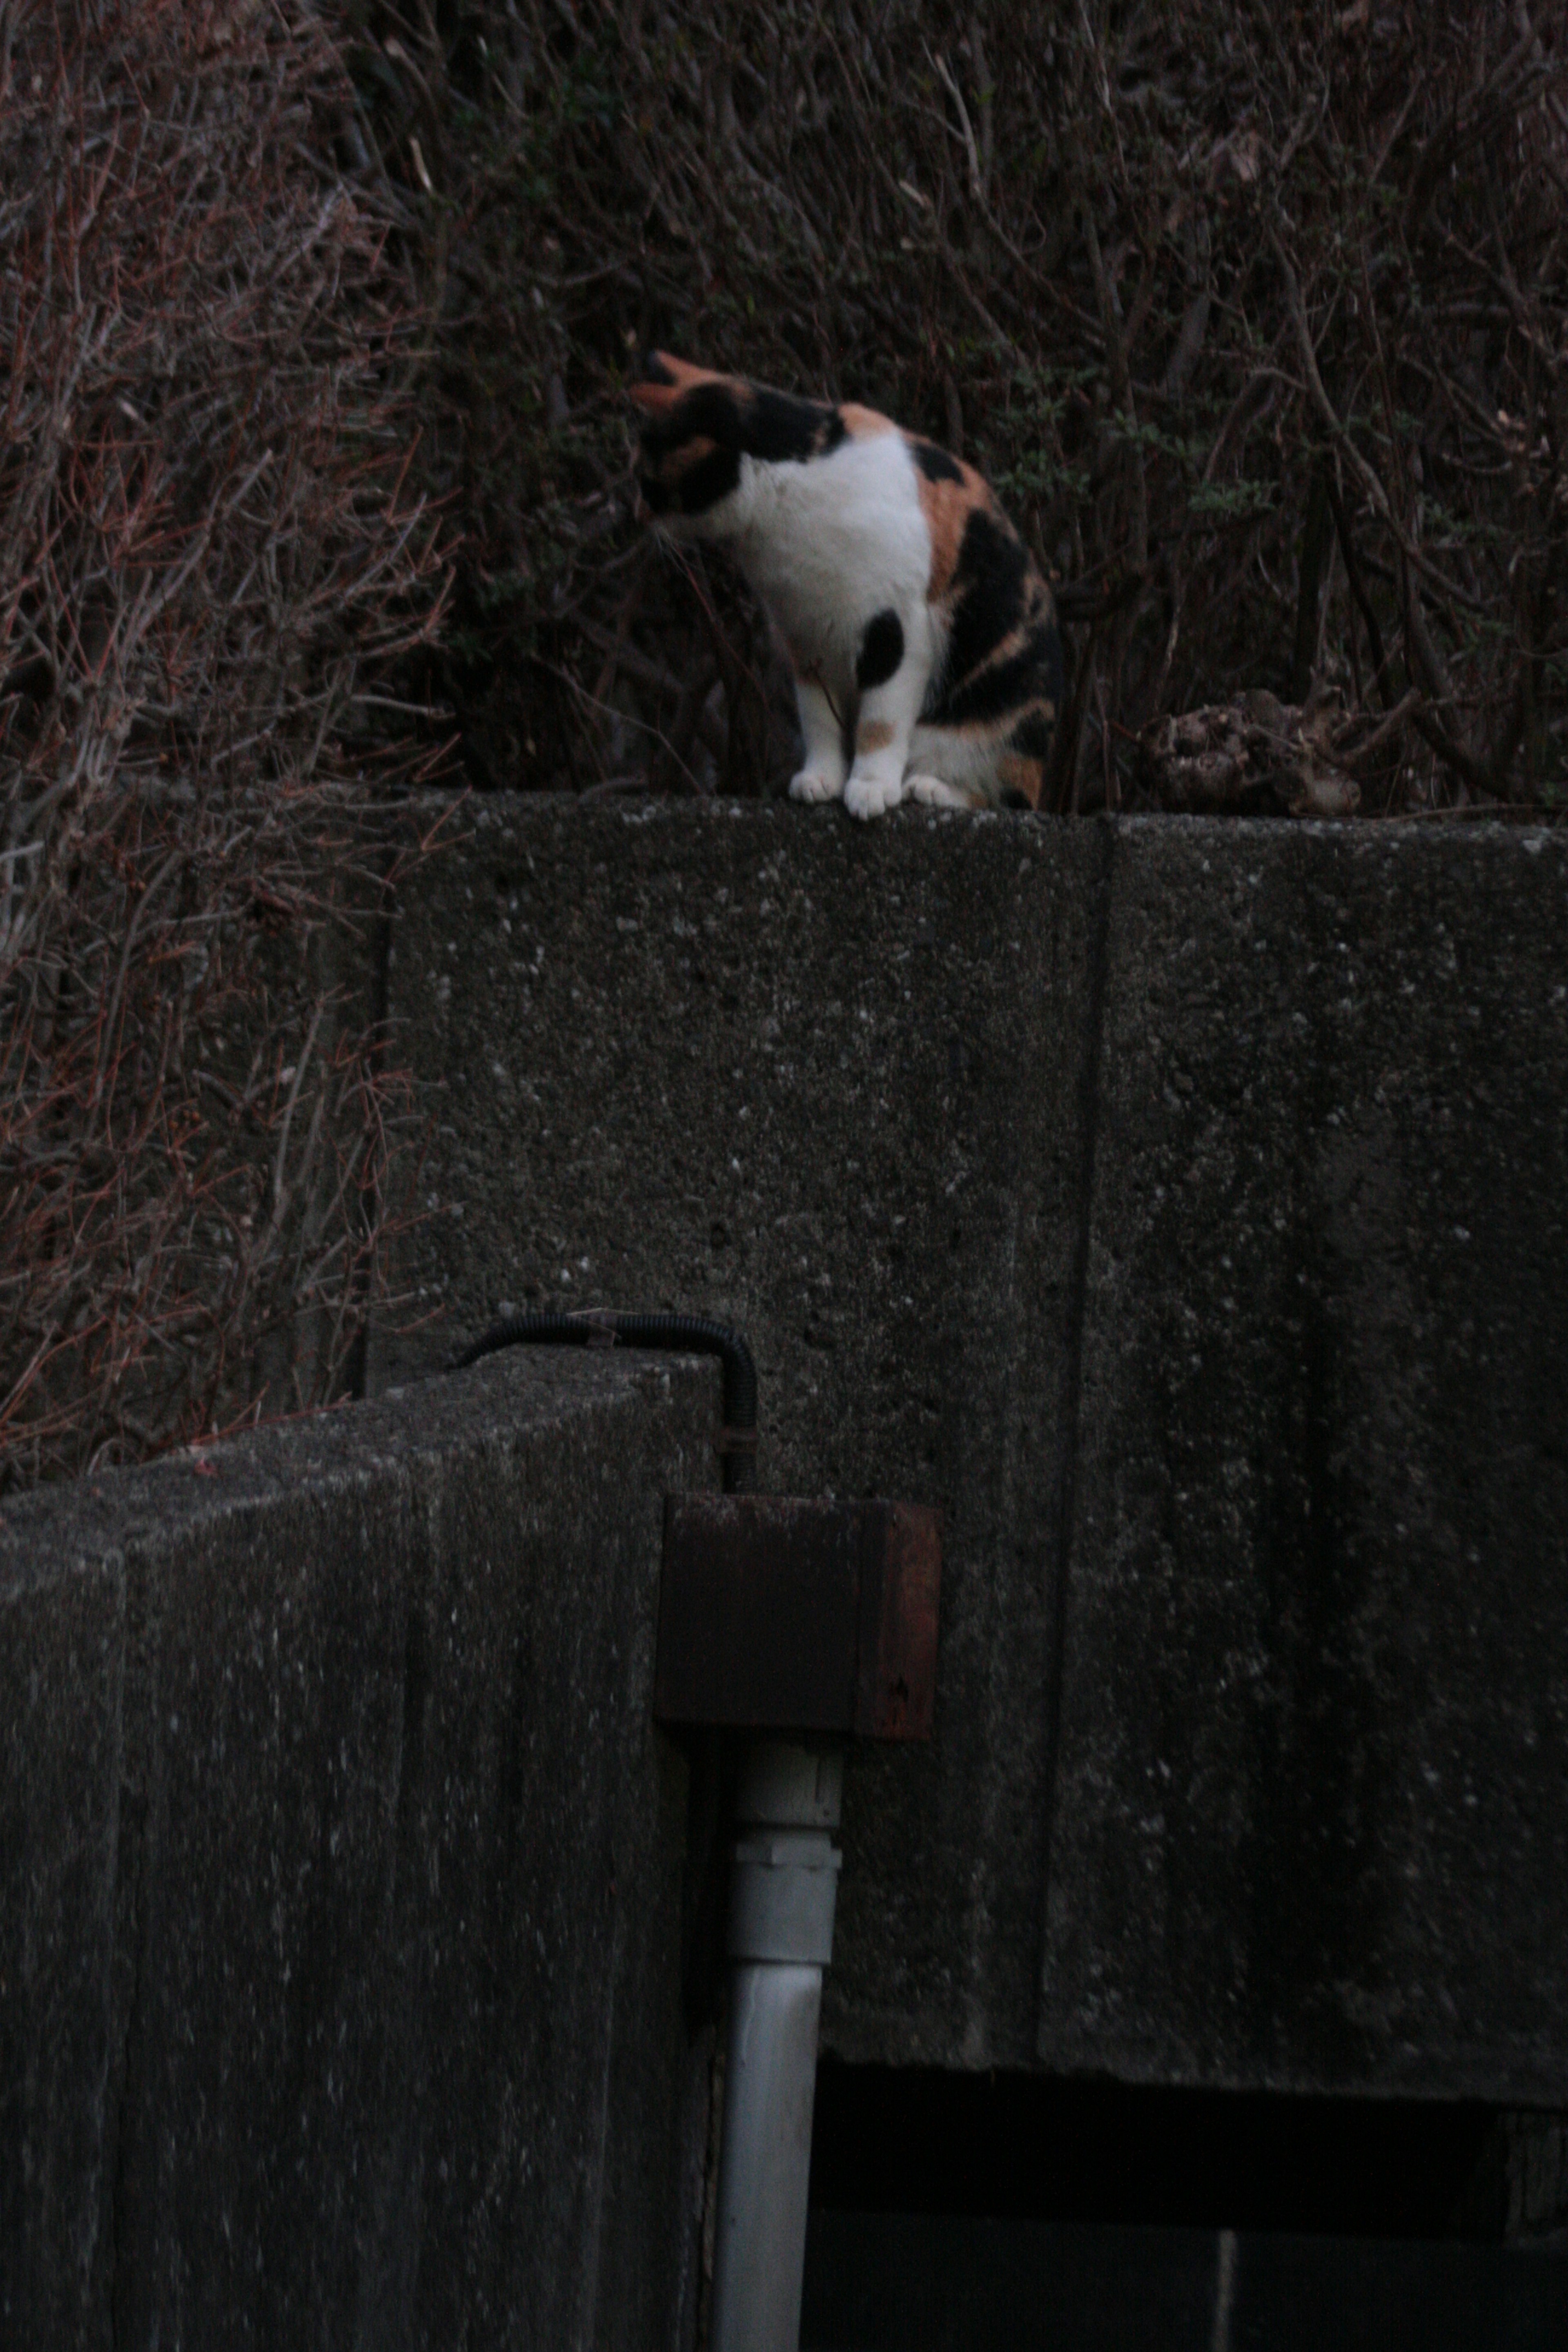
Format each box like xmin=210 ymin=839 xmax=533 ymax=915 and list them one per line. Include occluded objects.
xmin=843 ymin=770 xmax=906 ymax=820
xmin=904 ymin=773 xmax=973 ymax=810
xmin=789 ymin=767 xmax=845 ymax=804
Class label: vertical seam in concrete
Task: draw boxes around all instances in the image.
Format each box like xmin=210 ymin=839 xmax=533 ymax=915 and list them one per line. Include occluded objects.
xmin=106 ymin=1546 xmax=155 ymax=2352
xmin=346 ymin=857 xmax=397 ymax=1403
xmin=577 ymin=1843 xmax=628 ymax=2350
xmin=1032 ymin=816 xmax=1116 ymax=2036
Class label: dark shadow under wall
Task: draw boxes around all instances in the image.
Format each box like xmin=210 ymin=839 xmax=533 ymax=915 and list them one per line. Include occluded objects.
xmin=802 ymin=2065 xmax=1568 ymax=2350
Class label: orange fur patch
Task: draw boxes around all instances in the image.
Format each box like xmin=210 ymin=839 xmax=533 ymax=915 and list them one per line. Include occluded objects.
xmin=629 ymin=351 xmax=736 ymax=415
xmin=916 ymin=468 xmax=991 ymax=603
xmin=840 ymin=403 xmax=896 ymax=439
xmin=856 ymin=718 xmax=895 ymax=754
xmin=997 ymin=751 xmax=1045 ymax=808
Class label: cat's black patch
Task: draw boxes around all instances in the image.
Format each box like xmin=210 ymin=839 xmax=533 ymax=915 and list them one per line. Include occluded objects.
xmin=641 ymin=382 xmax=744 ymax=457
xmin=1011 ymin=704 xmax=1056 ymax=762
xmin=930 ymin=632 xmax=1053 ymax=728
xmin=911 ymin=438 xmax=965 ymax=484
xmin=639 ymin=351 xmax=680 ymax=388
xmin=1000 ymin=787 xmax=1032 ymax=810
xmin=745 ymin=389 xmax=845 ymax=463
xmin=922 ymin=508 xmax=1064 ymax=733
xmin=942 ymin=509 xmax=1030 ymax=686
xmin=640 ymin=380 xmax=842 ymax=514
xmin=674 ymin=443 xmax=743 ymax=514
xmin=639 ymin=382 xmax=747 ymax=514
xmin=856 ymin=609 xmax=905 ymax=691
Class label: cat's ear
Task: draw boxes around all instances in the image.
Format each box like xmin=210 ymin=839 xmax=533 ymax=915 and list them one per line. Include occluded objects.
xmin=630 ymin=351 xmax=716 ymax=414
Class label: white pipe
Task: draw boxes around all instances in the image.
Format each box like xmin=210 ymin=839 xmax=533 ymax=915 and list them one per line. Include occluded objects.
xmin=709 ymin=1741 xmax=843 ymax=2352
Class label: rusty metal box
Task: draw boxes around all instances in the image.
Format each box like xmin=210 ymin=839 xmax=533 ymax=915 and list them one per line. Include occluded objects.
xmin=655 ymin=1494 xmax=941 ymax=1739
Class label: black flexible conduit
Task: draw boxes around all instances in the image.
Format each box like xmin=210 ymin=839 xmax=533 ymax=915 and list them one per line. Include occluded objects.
xmin=452 ymin=1311 xmax=758 ymax=1492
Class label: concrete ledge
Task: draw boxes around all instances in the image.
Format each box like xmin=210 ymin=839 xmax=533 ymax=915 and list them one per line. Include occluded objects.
xmin=385 ymin=800 xmax=1568 ymax=2099
xmin=0 ymin=1350 xmax=719 ymax=2350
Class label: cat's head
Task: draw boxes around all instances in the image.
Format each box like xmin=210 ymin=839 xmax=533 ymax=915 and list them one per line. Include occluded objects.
xmin=629 ymin=352 xmax=748 ymax=532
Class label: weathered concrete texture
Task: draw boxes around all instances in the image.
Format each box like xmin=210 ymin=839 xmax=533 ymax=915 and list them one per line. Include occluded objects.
xmin=381 ymin=798 xmax=1110 ymax=2071
xmin=1042 ymin=821 xmax=1568 ymax=2098
xmin=384 ymin=800 xmax=1568 ymax=2107
xmin=0 ymin=1550 xmax=122 ymax=2345
xmin=0 ymin=1350 xmax=717 ymax=2350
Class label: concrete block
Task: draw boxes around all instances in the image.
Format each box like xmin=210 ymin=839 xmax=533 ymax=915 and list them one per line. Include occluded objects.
xmin=1042 ymin=820 xmax=1568 ymax=2097
xmin=0 ymin=1546 xmax=123 ymax=2350
xmin=0 ymin=1350 xmax=717 ymax=2348
xmin=383 ymin=798 xmax=1111 ymax=2069
xmin=385 ymin=800 xmax=1568 ymax=2100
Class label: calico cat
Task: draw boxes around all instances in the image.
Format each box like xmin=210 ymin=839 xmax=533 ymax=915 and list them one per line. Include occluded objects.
xmin=631 ymin=352 xmax=1062 ymax=818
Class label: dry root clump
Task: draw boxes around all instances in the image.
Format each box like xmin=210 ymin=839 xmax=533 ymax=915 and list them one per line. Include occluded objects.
xmin=1139 ymin=694 xmax=1382 ymax=819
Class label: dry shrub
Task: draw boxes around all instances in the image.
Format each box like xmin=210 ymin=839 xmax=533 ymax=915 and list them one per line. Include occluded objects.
xmin=0 ymin=0 xmax=449 ymax=1487
xmin=362 ymin=0 xmax=1566 ymax=814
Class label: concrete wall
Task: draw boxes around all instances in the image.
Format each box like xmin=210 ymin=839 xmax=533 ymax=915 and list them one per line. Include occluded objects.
xmin=8 ymin=800 xmax=1565 ymax=2344
xmin=382 ymin=799 xmax=1568 ymax=2103
xmin=0 ymin=1350 xmax=718 ymax=2351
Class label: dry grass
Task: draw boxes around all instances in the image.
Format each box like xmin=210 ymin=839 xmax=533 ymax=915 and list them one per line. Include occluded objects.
xmin=0 ymin=0 xmax=450 ymax=1486
xmin=4 ymin=0 xmax=1564 ymax=1478
xmin=359 ymin=0 xmax=1566 ymax=815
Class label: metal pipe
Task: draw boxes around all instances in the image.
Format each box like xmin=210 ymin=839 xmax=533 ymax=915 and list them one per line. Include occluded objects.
xmin=710 ymin=1740 xmax=842 ymax=2352
xmin=450 ymin=1309 xmax=758 ymax=1490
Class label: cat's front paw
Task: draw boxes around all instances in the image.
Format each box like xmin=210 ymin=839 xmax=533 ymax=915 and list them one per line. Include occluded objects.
xmin=843 ymin=770 xmax=905 ymax=820
xmin=789 ymin=766 xmax=845 ymax=804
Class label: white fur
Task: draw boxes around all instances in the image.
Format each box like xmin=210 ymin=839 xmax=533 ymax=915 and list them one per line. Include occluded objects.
xmin=684 ymin=432 xmax=948 ymax=819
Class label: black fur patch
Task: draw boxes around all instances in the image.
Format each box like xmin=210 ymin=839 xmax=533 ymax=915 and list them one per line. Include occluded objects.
xmin=1010 ymin=705 xmax=1056 ymax=762
xmin=639 ymin=385 xmax=745 ymax=514
xmin=641 ymin=383 xmax=744 ymax=457
xmin=921 ymin=507 xmax=1065 ymax=737
xmin=930 ymin=632 xmax=1053 ymax=728
xmin=942 ymin=509 xmax=1029 ymax=686
xmin=856 ymin=608 xmax=905 ymax=691
xmin=746 ymin=388 xmax=845 ymax=463
xmin=639 ymin=351 xmax=679 ymax=387
xmin=675 ymin=443 xmax=743 ymax=514
xmin=639 ymin=380 xmax=844 ymax=517
xmin=911 ymin=437 xmax=965 ymax=484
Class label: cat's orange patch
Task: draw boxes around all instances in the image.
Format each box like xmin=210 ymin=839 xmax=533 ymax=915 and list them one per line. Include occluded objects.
xmin=840 ymin=403 xmax=896 ymax=439
xmin=918 ymin=470 xmax=991 ymax=602
xmin=630 ymin=351 xmax=736 ymax=415
xmin=965 ymin=618 xmax=1029 ymax=680
xmin=998 ymin=750 xmax=1045 ymax=808
xmin=856 ymin=718 xmax=895 ymax=755
xmin=669 ymin=434 xmax=718 ymax=475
